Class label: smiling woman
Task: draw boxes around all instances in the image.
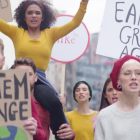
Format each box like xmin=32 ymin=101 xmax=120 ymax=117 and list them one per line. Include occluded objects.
xmin=94 ymin=55 xmax=140 ymax=140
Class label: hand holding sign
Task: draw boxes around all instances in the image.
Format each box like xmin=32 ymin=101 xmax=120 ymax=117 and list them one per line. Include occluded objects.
xmin=0 ymin=0 xmax=13 ymax=22
xmin=23 ymin=117 xmax=37 ymax=136
xmin=0 ymin=69 xmax=32 ymax=140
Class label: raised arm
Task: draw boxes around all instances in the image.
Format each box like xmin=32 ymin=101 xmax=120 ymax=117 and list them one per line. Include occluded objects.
xmin=50 ymin=0 xmax=89 ymax=43
xmin=0 ymin=19 xmax=18 ymax=41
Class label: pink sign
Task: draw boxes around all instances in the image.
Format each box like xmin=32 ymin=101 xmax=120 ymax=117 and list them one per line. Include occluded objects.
xmin=51 ymin=15 xmax=90 ymax=63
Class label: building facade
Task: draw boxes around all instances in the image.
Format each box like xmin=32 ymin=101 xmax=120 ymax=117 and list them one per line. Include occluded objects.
xmin=46 ymin=33 xmax=115 ymax=111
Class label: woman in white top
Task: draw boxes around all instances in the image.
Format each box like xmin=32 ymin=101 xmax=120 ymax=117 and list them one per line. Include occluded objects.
xmin=94 ymin=55 xmax=140 ymax=140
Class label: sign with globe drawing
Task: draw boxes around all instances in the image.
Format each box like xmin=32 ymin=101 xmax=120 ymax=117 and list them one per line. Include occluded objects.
xmin=0 ymin=69 xmax=32 ymax=140
xmin=0 ymin=126 xmax=27 ymax=140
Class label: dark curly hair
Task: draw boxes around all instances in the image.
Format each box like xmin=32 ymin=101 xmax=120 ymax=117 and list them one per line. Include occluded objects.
xmin=14 ymin=0 xmax=56 ymax=30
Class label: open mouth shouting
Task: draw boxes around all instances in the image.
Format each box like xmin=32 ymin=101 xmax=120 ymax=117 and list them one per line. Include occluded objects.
xmin=31 ymin=20 xmax=37 ymax=24
xmin=129 ymin=82 xmax=138 ymax=89
xmin=79 ymin=95 xmax=84 ymax=99
xmin=112 ymin=96 xmax=118 ymax=103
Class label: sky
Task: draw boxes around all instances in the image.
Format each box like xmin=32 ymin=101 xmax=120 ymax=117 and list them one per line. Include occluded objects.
xmin=53 ymin=0 xmax=106 ymax=33
xmin=0 ymin=0 xmax=106 ymax=68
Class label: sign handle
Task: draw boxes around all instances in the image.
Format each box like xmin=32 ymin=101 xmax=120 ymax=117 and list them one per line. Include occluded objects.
xmin=61 ymin=63 xmax=66 ymax=96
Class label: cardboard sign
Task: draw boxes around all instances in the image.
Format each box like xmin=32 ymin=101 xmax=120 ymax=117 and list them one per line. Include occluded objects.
xmin=0 ymin=69 xmax=32 ymax=140
xmin=0 ymin=0 xmax=13 ymax=22
xmin=51 ymin=15 xmax=90 ymax=63
xmin=96 ymin=0 xmax=140 ymax=59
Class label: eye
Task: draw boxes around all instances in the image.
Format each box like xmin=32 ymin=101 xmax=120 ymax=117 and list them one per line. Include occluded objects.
xmin=136 ymin=72 xmax=140 ymax=75
xmin=76 ymin=89 xmax=80 ymax=92
xmin=28 ymin=11 xmax=33 ymax=15
xmin=83 ymin=88 xmax=87 ymax=91
xmin=108 ymin=88 xmax=113 ymax=92
xmin=36 ymin=11 xmax=41 ymax=15
xmin=29 ymin=73 xmax=32 ymax=76
xmin=124 ymin=72 xmax=130 ymax=75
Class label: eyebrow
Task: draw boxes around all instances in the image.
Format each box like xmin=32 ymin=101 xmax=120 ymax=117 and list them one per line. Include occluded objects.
xmin=123 ymin=69 xmax=140 ymax=72
xmin=76 ymin=87 xmax=87 ymax=90
xmin=107 ymin=87 xmax=113 ymax=90
xmin=27 ymin=9 xmax=41 ymax=12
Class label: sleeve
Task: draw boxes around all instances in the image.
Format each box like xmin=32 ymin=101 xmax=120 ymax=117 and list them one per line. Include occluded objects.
xmin=0 ymin=19 xmax=18 ymax=41
xmin=50 ymin=1 xmax=88 ymax=43
xmin=94 ymin=112 xmax=105 ymax=140
xmin=92 ymin=113 xmax=98 ymax=133
xmin=31 ymin=96 xmax=47 ymax=140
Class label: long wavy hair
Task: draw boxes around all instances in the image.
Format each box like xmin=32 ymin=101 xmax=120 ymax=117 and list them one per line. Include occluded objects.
xmin=99 ymin=77 xmax=111 ymax=111
xmin=14 ymin=0 xmax=56 ymax=30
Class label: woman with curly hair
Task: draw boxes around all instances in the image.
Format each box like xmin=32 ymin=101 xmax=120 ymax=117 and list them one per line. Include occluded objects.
xmin=0 ymin=0 xmax=89 ymax=139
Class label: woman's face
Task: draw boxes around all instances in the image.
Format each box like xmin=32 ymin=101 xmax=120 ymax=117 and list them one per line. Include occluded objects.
xmin=118 ymin=63 xmax=140 ymax=94
xmin=105 ymin=81 xmax=122 ymax=105
xmin=75 ymin=83 xmax=91 ymax=103
xmin=24 ymin=4 xmax=43 ymax=30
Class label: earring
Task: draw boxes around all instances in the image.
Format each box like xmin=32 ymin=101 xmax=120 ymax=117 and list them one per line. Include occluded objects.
xmin=117 ymin=84 xmax=121 ymax=89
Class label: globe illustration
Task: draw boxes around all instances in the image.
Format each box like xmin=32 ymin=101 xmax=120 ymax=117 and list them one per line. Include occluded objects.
xmin=0 ymin=126 xmax=27 ymax=140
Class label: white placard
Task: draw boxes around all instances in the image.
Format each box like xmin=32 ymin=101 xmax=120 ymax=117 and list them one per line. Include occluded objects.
xmin=96 ymin=0 xmax=140 ymax=59
xmin=51 ymin=15 xmax=90 ymax=63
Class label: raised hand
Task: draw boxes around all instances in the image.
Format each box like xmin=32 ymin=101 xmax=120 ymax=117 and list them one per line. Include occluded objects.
xmin=59 ymin=92 xmax=66 ymax=110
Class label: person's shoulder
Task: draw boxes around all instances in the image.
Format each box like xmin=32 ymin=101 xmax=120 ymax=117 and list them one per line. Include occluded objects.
xmin=93 ymin=111 xmax=99 ymax=114
xmin=11 ymin=25 xmax=25 ymax=33
xmin=65 ymin=110 xmax=76 ymax=121
xmin=66 ymin=110 xmax=76 ymax=116
xmin=44 ymin=27 xmax=55 ymax=32
xmin=89 ymin=110 xmax=98 ymax=116
xmin=98 ymin=104 xmax=115 ymax=119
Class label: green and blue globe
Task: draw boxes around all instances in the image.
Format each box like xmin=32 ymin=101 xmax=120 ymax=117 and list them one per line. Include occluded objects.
xmin=0 ymin=126 xmax=27 ymax=140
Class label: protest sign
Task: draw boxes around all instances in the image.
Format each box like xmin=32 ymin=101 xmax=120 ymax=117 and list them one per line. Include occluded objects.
xmin=0 ymin=0 xmax=13 ymax=22
xmin=0 ymin=69 xmax=32 ymax=140
xmin=96 ymin=0 xmax=140 ymax=59
xmin=51 ymin=15 xmax=90 ymax=63
xmin=51 ymin=15 xmax=90 ymax=95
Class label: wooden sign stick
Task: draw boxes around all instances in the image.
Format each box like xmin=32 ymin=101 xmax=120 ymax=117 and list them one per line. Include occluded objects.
xmin=61 ymin=63 xmax=66 ymax=96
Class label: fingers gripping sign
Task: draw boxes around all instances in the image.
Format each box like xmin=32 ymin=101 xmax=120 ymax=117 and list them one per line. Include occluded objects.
xmin=59 ymin=92 xmax=66 ymax=110
xmin=23 ymin=117 xmax=37 ymax=136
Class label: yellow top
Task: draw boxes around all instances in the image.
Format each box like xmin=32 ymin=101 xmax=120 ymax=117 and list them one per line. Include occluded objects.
xmin=0 ymin=1 xmax=88 ymax=71
xmin=66 ymin=110 xmax=98 ymax=140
